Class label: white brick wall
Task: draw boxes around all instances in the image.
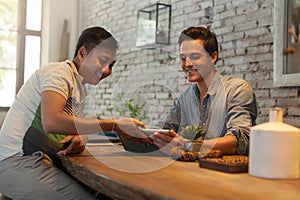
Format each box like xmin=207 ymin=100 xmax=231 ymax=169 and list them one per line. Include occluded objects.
xmin=79 ymin=0 xmax=300 ymax=128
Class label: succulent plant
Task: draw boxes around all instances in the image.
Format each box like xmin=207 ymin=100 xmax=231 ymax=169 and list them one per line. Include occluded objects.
xmin=180 ymin=125 xmax=205 ymax=140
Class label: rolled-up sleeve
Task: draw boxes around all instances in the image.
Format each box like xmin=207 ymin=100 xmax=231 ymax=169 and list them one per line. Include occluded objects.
xmin=225 ymin=80 xmax=257 ymax=155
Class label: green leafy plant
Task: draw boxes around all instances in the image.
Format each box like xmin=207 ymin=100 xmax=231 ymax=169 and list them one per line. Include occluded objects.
xmin=106 ymin=92 xmax=141 ymax=118
xmin=180 ymin=125 xmax=205 ymax=140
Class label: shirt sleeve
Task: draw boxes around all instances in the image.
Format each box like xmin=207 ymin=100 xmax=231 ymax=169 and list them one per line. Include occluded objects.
xmin=225 ymin=79 xmax=257 ymax=155
xmin=38 ymin=62 xmax=74 ymax=100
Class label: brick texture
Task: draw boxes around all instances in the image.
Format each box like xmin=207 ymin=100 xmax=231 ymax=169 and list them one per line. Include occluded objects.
xmin=79 ymin=0 xmax=300 ymax=128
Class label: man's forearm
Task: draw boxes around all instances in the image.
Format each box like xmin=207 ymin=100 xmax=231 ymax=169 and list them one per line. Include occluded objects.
xmin=202 ymin=135 xmax=237 ymax=154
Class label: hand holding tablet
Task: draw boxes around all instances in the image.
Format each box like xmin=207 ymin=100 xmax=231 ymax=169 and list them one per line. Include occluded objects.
xmin=138 ymin=127 xmax=170 ymax=136
xmin=116 ymin=127 xmax=168 ymax=153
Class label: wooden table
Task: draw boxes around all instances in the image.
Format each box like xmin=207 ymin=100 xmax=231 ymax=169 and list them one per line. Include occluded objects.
xmin=58 ymin=142 xmax=300 ymax=200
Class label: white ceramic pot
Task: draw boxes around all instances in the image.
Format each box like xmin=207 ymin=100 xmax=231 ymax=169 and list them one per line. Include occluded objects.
xmin=249 ymin=108 xmax=300 ymax=179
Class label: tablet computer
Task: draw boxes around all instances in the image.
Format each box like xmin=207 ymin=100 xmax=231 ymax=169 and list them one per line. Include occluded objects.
xmin=118 ymin=127 xmax=169 ymax=153
xmin=139 ymin=128 xmax=169 ymax=136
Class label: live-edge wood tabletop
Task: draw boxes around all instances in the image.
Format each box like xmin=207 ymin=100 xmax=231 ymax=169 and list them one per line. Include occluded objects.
xmin=57 ymin=143 xmax=300 ymax=200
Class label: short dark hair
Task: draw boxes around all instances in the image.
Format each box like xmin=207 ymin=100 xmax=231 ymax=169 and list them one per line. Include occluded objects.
xmin=178 ymin=26 xmax=218 ymax=64
xmin=73 ymin=26 xmax=118 ymax=58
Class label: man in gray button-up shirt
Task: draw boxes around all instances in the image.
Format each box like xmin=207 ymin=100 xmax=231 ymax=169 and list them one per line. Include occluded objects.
xmin=153 ymin=26 xmax=257 ymax=155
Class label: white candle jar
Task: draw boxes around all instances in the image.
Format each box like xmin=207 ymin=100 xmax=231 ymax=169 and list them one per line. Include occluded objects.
xmin=249 ymin=108 xmax=300 ymax=179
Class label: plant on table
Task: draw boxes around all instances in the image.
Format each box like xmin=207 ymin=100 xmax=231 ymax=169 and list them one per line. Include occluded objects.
xmin=180 ymin=125 xmax=205 ymax=140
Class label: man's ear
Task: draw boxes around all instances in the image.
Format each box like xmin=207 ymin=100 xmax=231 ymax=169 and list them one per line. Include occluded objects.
xmin=77 ymin=46 xmax=86 ymax=61
xmin=211 ymin=51 xmax=218 ymax=64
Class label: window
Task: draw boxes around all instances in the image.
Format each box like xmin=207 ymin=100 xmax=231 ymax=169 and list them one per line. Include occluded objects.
xmin=0 ymin=0 xmax=42 ymax=107
xmin=274 ymin=0 xmax=300 ymax=87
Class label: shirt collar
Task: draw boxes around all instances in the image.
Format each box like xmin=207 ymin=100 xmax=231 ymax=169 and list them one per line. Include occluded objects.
xmin=207 ymin=71 xmax=221 ymax=96
xmin=65 ymin=60 xmax=84 ymax=84
xmin=192 ymin=71 xmax=221 ymax=97
xmin=192 ymin=84 xmax=200 ymax=97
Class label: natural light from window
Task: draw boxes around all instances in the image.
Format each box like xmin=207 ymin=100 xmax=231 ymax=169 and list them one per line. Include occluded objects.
xmin=26 ymin=0 xmax=42 ymax=31
xmin=24 ymin=35 xmax=41 ymax=82
xmin=0 ymin=0 xmax=18 ymax=107
xmin=0 ymin=0 xmax=42 ymax=107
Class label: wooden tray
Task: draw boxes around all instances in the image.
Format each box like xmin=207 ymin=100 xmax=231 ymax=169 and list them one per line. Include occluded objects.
xmin=199 ymin=155 xmax=248 ymax=173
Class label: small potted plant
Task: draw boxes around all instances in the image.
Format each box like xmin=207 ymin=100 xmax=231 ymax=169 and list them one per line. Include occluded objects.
xmin=180 ymin=125 xmax=206 ymax=152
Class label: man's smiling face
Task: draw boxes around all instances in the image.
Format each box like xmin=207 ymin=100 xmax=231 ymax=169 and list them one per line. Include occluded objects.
xmin=180 ymin=39 xmax=217 ymax=83
xmin=79 ymin=46 xmax=116 ymax=85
